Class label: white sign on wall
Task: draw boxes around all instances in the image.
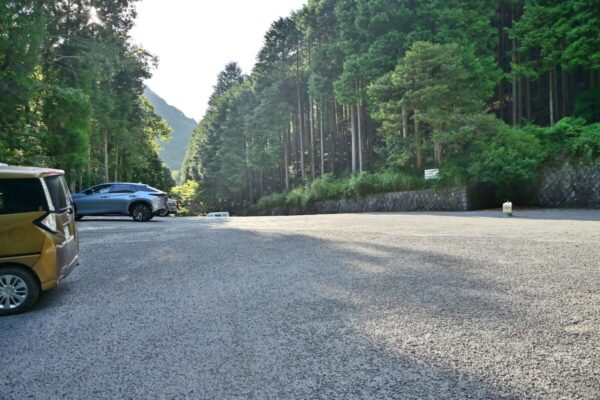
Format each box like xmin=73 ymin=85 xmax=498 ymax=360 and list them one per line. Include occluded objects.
xmin=424 ymin=169 xmax=439 ymax=180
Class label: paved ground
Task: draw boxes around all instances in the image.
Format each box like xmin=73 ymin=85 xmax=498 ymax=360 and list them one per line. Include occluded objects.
xmin=3 ymin=210 xmax=600 ymax=399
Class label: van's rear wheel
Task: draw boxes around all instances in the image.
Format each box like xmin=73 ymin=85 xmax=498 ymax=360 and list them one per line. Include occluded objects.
xmin=0 ymin=267 xmax=40 ymax=316
xmin=130 ymin=203 xmax=153 ymax=222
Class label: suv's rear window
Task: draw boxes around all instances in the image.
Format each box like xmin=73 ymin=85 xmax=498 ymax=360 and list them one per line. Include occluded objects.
xmin=135 ymin=185 xmax=160 ymax=192
xmin=0 ymin=178 xmax=47 ymax=215
xmin=44 ymin=175 xmax=71 ymax=211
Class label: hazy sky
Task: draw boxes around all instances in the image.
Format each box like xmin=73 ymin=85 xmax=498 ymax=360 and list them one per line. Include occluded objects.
xmin=131 ymin=0 xmax=307 ymax=121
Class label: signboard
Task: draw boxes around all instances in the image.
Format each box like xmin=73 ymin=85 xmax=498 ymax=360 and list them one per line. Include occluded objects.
xmin=424 ymin=169 xmax=439 ymax=180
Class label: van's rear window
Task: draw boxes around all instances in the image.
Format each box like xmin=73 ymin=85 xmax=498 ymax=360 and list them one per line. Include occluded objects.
xmin=44 ymin=175 xmax=71 ymax=211
xmin=0 ymin=178 xmax=47 ymax=215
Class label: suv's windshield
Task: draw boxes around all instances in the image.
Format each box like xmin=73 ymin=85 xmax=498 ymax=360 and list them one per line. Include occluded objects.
xmin=0 ymin=178 xmax=47 ymax=215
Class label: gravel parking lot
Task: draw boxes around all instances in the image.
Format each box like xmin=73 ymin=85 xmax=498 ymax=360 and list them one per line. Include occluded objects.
xmin=3 ymin=210 xmax=600 ymax=399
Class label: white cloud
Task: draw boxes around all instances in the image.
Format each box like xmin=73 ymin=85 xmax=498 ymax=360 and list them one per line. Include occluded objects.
xmin=131 ymin=0 xmax=307 ymax=120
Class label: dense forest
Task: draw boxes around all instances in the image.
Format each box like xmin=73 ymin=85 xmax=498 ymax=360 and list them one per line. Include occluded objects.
xmin=181 ymin=0 xmax=600 ymax=214
xmin=0 ymin=0 xmax=173 ymax=190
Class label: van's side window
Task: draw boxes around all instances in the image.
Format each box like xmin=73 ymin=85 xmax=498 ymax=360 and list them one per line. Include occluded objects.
xmin=0 ymin=179 xmax=47 ymax=215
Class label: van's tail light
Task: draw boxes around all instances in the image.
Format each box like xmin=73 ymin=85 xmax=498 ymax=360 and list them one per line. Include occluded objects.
xmin=36 ymin=213 xmax=59 ymax=234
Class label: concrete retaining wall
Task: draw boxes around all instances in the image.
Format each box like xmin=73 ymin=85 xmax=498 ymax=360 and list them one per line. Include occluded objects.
xmin=535 ymin=162 xmax=600 ymax=208
xmin=254 ymin=187 xmax=471 ymax=216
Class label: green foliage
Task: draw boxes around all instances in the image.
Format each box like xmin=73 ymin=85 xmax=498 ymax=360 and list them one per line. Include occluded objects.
xmin=467 ymin=122 xmax=545 ymax=201
xmin=255 ymin=192 xmax=288 ymax=211
xmin=0 ymin=1 xmax=44 ymax=163
xmin=309 ymin=173 xmax=352 ymax=200
xmin=537 ymin=117 xmax=600 ymax=164
xmin=570 ymin=124 xmax=600 ymax=163
xmin=252 ymin=171 xmax=430 ymax=212
xmin=171 ymin=180 xmax=204 ymax=216
xmin=0 ymin=0 xmax=172 ymax=191
xmin=574 ymin=88 xmax=600 ymax=123
xmin=179 ymin=0 xmax=600 ymax=214
xmin=369 ymin=41 xmax=499 ymax=166
xmin=512 ymin=0 xmax=600 ymax=73
xmin=40 ymin=85 xmax=92 ymax=174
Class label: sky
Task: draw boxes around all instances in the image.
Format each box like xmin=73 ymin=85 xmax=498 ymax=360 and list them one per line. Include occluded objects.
xmin=130 ymin=0 xmax=307 ymax=121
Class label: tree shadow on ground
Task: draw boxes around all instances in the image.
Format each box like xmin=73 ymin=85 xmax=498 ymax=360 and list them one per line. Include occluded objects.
xmin=4 ymin=220 xmax=596 ymax=399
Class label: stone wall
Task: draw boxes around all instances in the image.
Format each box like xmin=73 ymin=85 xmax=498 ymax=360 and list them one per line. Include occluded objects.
xmin=254 ymin=187 xmax=471 ymax=216
xmin=248 ymin=162 xmax=600 ymax=216
xmin=535 ymin=162 xmax=600 ymax=208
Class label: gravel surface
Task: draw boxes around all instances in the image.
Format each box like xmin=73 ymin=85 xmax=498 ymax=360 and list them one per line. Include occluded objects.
xmin=2 ymin=210 xmax=600 ymax=399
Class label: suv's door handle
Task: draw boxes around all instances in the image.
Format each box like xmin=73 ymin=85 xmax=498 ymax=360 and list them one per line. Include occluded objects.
xmin=101 ymin=196 xmax=109 ymax=199
xmin=129 ymin=195 xmax=136 ymax=198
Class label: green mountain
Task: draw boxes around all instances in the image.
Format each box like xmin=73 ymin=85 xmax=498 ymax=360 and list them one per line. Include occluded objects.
xmin=144 ymin=86 xmax=197 ymax=171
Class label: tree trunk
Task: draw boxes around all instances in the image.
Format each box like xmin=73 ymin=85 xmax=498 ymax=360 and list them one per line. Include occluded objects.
xmin=309 ymin=100 xmax=315 ymax=181
xmin=103 ymin=131 xmax=109 ymax=183
xmin=414 ymin=113 xmax=422 ymax=168
xmin=283 ymin=130 xmax=289 ymax=191
xmin=549 ymin=70 xmax=555 ymax=126
xmin=525 ymin=76 xmax=531 ymax=121
xmin=296 ymin=53 xmax=305 ymax=182
xmin=356 ymin=98 xmax=363 ymax=172
xmin=561 ymin=67 xmax=568 ymax=117
xmin=511 ymin=26 xmax=518 ymax=127
xmin=350 ymin=105 xmax=357 ymax=174
xmin=86 ymin=146 xmax=91 ymax=188
xmin=319 ymin=100 xmax=325 ymax=176
xmin=433 ymin=131 xmax=442 ymax=166
xmin=248 ymin=169 xmax=254 ymax=204
xmin=434 ymin=144 xmax=442 ymax=165
xmin=553 ymin=65 xmax=559 ymax=120
xmin=331 ymin=102 xmax=337 ymax=174
xmin=114 ymin=145 xmax=119 ymax=182
xmin=498 ymin=2 xmax=505 ymax=120
xmin=260 ymin=171 xmax=264 ymax=198
xmin=402 ymin=102 xmax=408 ymax=138
xmin=517 ymin=76 xmax=523 ymax=125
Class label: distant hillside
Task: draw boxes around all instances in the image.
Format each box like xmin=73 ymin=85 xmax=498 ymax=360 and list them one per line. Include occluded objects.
xmin=144 ymin=86 xmax=197 ymax=171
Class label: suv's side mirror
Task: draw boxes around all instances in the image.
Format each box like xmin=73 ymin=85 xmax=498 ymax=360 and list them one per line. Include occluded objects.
xmin=84 ymin=189 xmax=93 ymax=195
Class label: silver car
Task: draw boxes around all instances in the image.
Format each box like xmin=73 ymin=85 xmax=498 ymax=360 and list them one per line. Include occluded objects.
xmin=158 ymin=198 xmax=179 ymax=217
xmin=72 ymin=183 xmax=168 ymax=222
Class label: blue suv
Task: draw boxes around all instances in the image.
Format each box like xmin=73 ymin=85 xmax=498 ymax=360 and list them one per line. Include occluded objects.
xmin=72 ymin=183 xmax=168 ymax=222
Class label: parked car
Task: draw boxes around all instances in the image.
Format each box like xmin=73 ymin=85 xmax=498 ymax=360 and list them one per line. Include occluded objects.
xmin=0 ymin=165 xmax=79 ymax=315
xmin=72 ymin=183 xmax=168 ymax=222
xmin=207 ymin=212 xmax=230 ymax=217
xmin=158 ymin=198 xmax=179 ymax=217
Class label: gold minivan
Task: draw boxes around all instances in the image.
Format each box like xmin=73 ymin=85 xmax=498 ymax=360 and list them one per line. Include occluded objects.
xmin=0 ymin=165 xmax=79 ymax=315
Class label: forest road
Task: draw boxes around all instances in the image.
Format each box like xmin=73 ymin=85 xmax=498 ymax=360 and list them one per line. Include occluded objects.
xmin=2 ymin=211 xmax=599 ymax=399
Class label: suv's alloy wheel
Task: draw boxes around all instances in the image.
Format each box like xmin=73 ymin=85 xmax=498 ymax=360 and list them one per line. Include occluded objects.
xmin=0 ymin=268 xmax=40 ymax=316
xmin=131 ymin=203 xmax=153 ymax=222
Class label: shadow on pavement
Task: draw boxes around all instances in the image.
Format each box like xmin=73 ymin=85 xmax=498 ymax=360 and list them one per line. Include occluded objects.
xmin=4 ymin=218 xmax=596 ymax=399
